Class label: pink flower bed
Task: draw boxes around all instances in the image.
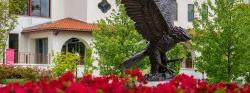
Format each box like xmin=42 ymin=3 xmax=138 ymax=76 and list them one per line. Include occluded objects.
xmin=0 ymin=68 xmax=250 ymax=93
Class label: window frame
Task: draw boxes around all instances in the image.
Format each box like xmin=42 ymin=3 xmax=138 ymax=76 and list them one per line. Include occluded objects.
xmin=174 ymin=2 xmax=178 ymax=21
xmin=21 ymin=0 xmax=51 ymax=18
xmin=188 ymin=4 xmax=194 ymax=22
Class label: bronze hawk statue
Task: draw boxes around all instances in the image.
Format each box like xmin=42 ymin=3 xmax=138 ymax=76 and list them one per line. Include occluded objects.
xmin=120 ymin=0 xmax=191 ymax=81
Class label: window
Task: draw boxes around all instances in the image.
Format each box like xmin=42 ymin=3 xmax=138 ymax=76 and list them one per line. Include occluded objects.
xmin=62 ymin=38 xmax=86 ymax=64
xmin=36 ymin=38 xmax=48 ymax=64
xmin=188 ymin=4 xmax=194 ymax=22
xmin=21 ymin=0 xmax=50 ymax=17
xmin=201 ymin=5 xmax=208 ymax=20
xmin=98 ymin=0 xmax=111 ymax=13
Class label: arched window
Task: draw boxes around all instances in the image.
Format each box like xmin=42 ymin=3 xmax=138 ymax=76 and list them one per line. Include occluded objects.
xmin=62 ymin=38 xmax=86 ymax=64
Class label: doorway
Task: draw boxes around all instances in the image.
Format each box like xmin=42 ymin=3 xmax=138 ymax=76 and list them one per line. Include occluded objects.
xmin=9 ymin=34 xmax=19 ymax=63
xmin=61 ymin=38 xmax=85 ymax=64
xmin=35 ymin=38 xmax=48 ymax=64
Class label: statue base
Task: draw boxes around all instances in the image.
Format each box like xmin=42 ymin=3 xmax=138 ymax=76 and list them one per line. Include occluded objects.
xmin=144 ymin=73 xmax=175 ymax=81
xmin=144 ymin=80 xmax=170 ymax=86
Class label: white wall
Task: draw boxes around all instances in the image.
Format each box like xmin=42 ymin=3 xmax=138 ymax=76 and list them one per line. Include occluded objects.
xmin=50 ymin=0 xmax=66 ymax=21
xmin=26 ymin=31 xmax=53 ymax=54
xmin=174 ymin=0 xmax=194 ymax=29
xmin=51 ymin=0 xmax=88 ymax=21
xmin=12 ymin=16 xmax=51 ymax=33
xmin=51 ymin=0 xmax=117 ymax=23
xmin=86 ymin=0 xmax=117 ymax=23
xmin=51 ymin=31 xmax=93 ymax=53
xmin=18 ymin=31 xmax=92 ymax=64
xmin=18 ymin=31 xmax=53 ymax=64
xmin=23 ymin=31 xmax=92 ymax=55
xmin=10 ymin=16 xmax=51 ymax=54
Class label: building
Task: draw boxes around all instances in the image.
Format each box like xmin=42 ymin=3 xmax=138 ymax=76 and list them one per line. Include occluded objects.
xmin=5 ymin=0 xmax=248 ymax=78
xmin=4 ymin=0 xmax=200 ymax=77
xmin=174 ymin=0 xmax=195 ymax=29
xmin=6 ymin=0 xmax=116 ymax=66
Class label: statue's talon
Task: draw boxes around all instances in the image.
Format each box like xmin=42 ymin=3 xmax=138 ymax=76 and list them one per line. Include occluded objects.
xmin=161 ymin=66 xmax=175 ymax=75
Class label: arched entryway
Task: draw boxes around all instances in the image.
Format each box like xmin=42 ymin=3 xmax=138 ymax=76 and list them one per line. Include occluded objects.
xmin=61 ymin=38 xmax=86 ymax=64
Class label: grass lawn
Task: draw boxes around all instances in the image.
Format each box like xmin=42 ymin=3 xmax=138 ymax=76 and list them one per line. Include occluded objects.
xmin=1 ymin=79 xmax=27 ymax=84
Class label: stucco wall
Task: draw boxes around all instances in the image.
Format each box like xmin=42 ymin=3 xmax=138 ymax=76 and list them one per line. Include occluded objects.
xmin=23 ymin=31 xmax=92 ymax=54
xmin=86 ymin=0 xmax=117 ymax=23
xmin=26 ymin=31 xmax=53 ymax=53
xmin=51 ymin=31 xmax=93 ymax=53
xmin=51 ymin=0 xmax=88 ymax=21
xmin=10 ymin=16 xmax=51 ymax=54
xmin=18 ymin=31 xmax=92 ymax=64
xmin=18 ymin=31 xmax=53 ymax=64
xmin=174 ymin=0 xmax=194 ymax=29
xmin=11 ymin=16 xmax=51 ymax=33
xmin=51 ymin=0 xmax=117 ymax=23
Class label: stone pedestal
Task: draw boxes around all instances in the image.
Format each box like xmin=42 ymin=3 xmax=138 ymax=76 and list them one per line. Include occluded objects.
xmin=145 ymin=80 xmax=170 ymax=86
xmin=136 ymin=80 xmax=170 ymax=87
xmin=144 ymin=73 xmax=175 ymax=81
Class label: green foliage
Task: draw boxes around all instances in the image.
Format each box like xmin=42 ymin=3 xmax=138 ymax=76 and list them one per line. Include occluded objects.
xmin=0 ymin=65 xmax=52 ymax=83
xmin=52 ymin=53 xmax=80 ymax=76
xmin=168 ymin=43 xmax=190 ymax=73
xmin=193 ymin=0 xmax=250 ymax=83
xmin=1 ymin=79 xmax=27 ymax=84
xmin=93 ymin=2 xmax=149 ymax=75
xmin=84 ymin=48 xmax=96 ymax=74
xmin=94 ymin=1 xmax=188 ymax=75
xmin=0 ymin=0 xmax=27 ymax=60
xmin=0 ymin=65 xmax=37 ymax=81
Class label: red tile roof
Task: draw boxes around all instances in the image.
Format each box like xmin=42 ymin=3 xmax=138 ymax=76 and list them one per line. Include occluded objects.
xmin=23 ymin=18 xmax=97 ymax=32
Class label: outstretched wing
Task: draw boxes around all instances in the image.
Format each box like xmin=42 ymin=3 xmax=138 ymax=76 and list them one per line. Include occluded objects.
xmin=121 ymin=0 xmax=176 ymax=41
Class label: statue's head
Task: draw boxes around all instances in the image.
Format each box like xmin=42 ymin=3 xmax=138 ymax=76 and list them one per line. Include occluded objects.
xmin=170 ymin=27 xmax=191 ymax=42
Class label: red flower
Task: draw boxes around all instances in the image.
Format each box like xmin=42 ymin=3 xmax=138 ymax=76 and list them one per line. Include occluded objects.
xmin=59 ymin=71 xmax=74 ymax=82
xmin=1 ymin=70 xmax=250 ymax=93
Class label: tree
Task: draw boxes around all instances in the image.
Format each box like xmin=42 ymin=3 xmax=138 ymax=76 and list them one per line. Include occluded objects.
xmin=0 ymin=0 xmax=27 ymax=61
xmin=94 ymin=1 xmax=189 ymax=75
xmin=93 ymin=2 xmax=148 ymax=75
xmin=167 ymin=43 xmax=190 ymax=73
xmin=84 ymin=48 xmax=96 ymax=74
xmin=193 ymin=0 xmax=250 ymax=83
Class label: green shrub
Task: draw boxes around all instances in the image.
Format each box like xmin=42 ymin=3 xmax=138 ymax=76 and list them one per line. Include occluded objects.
xmin=84 ymin=48 xmax=97 ymax=75
xmin=0 ymin=65 xmax=51 ymax=83
xmin=52 ymin=53 xmax=80 ymax=76
xmin=0 ymin=65 xmax=37 ymax=81
xmin=1 ymin=79 xmax=27 ymax=84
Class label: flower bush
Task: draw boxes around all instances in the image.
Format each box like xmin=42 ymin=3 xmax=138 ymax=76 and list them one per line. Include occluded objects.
xmin=0 ymin=65 xmax=53 ymax=84
xmin=0 ymin=68 xmax=250 ymax=93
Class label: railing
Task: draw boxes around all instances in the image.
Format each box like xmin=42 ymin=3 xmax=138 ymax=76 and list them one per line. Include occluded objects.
xmin=12 ymin=64 xmax=52 ymax=70
xmin=17 ymin=52 xmax=52 ymax=64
